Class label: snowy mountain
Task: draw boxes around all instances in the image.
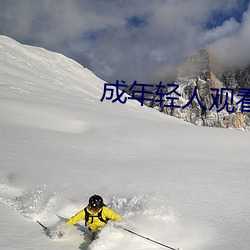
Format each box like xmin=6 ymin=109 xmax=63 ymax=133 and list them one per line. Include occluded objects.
xmin=125 ymin=49 xmax=250 ymax=130
xmin=0 ymin=36 xmax=250 ymax=250
xmin=175 ymin=49 xmax=250 ymax=129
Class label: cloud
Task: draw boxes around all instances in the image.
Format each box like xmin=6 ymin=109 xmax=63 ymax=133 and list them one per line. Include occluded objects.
xmin=200 ymin=18 xmax=240 ymax=45
xmin=0 ymin=0 xmax=249 ymax=84
xmin=209 ymin=3 xmax=250 ymax=69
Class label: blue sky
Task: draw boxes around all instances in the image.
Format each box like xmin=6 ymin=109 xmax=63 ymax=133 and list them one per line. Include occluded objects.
xmin=0 ymin=0 xmax=249 ymax=84
xmin=206 ymin=0 xmax=249 ymax=28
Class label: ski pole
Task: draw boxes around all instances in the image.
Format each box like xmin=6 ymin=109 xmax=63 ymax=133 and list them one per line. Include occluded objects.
xmin=37 ymin=220 xmax=48 ymax=231
xmin=122 ymin=227 xmax=180 ymax=250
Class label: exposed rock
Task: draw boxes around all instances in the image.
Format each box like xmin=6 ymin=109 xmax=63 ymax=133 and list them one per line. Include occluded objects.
xmin=124 ymin=49 xmax=250 ymax=130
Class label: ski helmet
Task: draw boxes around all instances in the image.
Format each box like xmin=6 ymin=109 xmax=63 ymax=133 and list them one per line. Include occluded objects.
xmin=89 ymin=195 xmax=104 ymax=210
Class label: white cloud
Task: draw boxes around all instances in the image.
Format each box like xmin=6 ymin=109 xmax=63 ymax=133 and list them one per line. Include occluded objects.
xmin=201 ymin=18 xmax=240 ymax=45
xmin=0 ymin=0 xmax=249 ymax=83
xmin=209 ymin=5 xmax=250 ymax=69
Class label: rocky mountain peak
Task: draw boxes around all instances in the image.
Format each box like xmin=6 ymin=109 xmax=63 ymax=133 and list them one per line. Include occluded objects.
xmin=173 ymin=49 xmax=249 ymax=129
xmin=125 ymin=48 xmax=250 ymax=130
xmin=177 ymin=48 xmax=210 ymax=78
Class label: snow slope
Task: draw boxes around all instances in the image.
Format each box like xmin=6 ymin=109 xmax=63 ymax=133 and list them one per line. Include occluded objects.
xmin=0 ymin=35 xmax=250 ymax=250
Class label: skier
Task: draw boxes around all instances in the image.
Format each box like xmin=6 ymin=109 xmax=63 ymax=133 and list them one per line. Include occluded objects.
xmin=66 ymin=194 xmax=121 ymax=239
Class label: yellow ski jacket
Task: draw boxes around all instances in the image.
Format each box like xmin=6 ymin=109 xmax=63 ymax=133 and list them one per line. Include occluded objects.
xmin=67 ymin=206 xmax=121 ymax=233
